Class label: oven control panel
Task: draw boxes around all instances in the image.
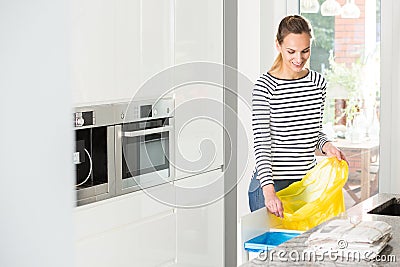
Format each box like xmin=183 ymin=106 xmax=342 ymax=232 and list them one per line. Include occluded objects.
xmin=74 ymin=111 xmax=94 ymax=127
xmin=115 ymin=98 xmax=174 ymax=123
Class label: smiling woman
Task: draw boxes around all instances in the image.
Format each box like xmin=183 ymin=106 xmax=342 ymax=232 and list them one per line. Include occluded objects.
xmin=272 ymin=31 xmax=311 ymax=78
xmin=270 ymin=16 xmax=312 ymax=78
xmin=249 ymin=15 xmax=346 ymax=217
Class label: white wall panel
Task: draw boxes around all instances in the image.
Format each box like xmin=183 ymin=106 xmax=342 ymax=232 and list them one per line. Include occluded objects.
xmin=0 ymin=1 xmax=74 ymax=266
xmin=237 ymin=0 xmax=262 ymax=265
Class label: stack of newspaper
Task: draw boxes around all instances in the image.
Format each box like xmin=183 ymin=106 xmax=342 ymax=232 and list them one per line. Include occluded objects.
xmin=305 ymin=219 xmax=392 ymax=260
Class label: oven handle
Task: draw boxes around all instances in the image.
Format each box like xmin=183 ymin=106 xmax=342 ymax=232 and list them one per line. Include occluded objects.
xmin=141 ymin=137 xmax=168 ymax=144
xmin=122 ymin=125 xmax=173 ymax=138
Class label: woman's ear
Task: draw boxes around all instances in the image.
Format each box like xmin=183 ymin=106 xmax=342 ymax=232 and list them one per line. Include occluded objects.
xmin=275 ymin=39 xmax=281 ymax=52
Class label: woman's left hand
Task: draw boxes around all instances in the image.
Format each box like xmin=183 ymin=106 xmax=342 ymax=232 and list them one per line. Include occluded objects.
xmin=322 ymin=142 xmax=348 ymax=164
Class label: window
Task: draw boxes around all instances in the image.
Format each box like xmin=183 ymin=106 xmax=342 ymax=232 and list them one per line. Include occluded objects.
xmin=301 ymin=0 xmax=381 ymax=207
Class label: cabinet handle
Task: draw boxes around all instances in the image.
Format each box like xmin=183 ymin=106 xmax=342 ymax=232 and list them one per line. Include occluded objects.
xmin=122 ymin=126 xmax=173 ymax=138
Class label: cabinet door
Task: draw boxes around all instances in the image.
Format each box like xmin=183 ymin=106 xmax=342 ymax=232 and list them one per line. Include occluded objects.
xmin=71 ymin=0 xmax=174 ymax=104
xmin=115 ymin=0 xmax=141 ymax=101
xmin=175 ymin=170 xmax=224 ymax=267
xmin=75 ymin=183 xmax=175 ymax=241
xmin=174 ymin=0 xmax=224 ymax=179
xmin=76 ymin=212 xmax=176 ymax=267
xmin=75 ymin=183 xmax=176 ymax=267
xmin=137 ymin=0 xmax=174 ymax=100
xmin=174 ymin=0 xmax=223 ymax=63
xmin=70 ymin=0 xmax=115 ymax=105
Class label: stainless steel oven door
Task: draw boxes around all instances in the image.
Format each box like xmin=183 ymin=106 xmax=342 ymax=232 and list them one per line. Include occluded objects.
xmin=75 ymin=126 xmax=116 ymax=206
xmin=115 ymin=120 xmax=173 ymax=195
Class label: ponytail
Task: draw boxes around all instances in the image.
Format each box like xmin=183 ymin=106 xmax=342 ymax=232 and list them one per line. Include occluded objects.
xmin=269 ymin=54 xmax=283 ymax=73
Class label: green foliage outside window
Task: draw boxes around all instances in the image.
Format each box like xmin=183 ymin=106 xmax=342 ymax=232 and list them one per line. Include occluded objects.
xmin=302 ymin=0 xmax=335 ymax=73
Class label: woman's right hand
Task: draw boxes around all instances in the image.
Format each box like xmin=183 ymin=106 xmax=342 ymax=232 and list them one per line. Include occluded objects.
xmin=262 ymin=184 xmax=284 ymax=218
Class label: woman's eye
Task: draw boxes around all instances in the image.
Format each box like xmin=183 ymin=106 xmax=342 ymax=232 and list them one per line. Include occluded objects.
xmin=287 ymin=51 xmax=295 ymax=54
xmin=302 ymin=50 xmax=310 ymax=54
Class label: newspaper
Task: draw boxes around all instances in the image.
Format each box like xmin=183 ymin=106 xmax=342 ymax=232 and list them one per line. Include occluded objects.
xmin=305 ymin=219 xmax=392 ymax=260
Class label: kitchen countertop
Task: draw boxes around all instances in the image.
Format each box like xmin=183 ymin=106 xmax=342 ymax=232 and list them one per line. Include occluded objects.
xmin=241 ymin=193 xmax=399 ymax=266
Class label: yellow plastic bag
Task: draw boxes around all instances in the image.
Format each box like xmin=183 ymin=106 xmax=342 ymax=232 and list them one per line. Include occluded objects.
xmin=269 ymin=157 xmax=348 ymax=231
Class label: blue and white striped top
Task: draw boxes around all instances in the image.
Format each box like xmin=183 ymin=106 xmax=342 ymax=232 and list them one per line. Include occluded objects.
xmin=252 ymin=69 xmax=329 ymax=188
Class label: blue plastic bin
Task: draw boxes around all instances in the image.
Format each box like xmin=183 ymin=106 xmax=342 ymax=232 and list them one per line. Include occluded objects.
xmin=244 ymin=231 xmax=300 ymax=253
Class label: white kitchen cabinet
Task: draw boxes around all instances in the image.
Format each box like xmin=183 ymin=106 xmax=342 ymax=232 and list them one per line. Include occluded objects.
xmin=139 ymin=0 xmax=174 ymax=100
xmin=114 ymin=0 xmax=141 ymax=102
xmin=75 ymin=211 xmax=176 ymax=267
xmin=75 ymin=183 xmax=175 ymax=240
xmin=173 ymin=82 xmax=224 ymax=179
xmin=75 ymin=183 xmax=176 ymax=267
xmin=70 ymin=0 xmax=116 ymax=105
xmin=173 ymin=0 xmax=224 ymax=180
xmin=71 ymin=0 xmax=174 ymax=105
xmin=174 ymin=0 xmax=223 ymax=63
xmin=175 ymin=170 xmax=224 ymax=267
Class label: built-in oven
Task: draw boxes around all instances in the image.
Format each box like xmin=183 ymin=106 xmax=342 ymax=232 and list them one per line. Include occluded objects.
xmin=114 ymin=98 xmax=174 ymax=195
xmin=73 ymin=104 xmax=116 ymax=206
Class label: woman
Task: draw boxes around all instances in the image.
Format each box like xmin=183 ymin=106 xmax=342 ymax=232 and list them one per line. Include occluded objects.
xmin=249 ymin=15 xmax=347 ymax=218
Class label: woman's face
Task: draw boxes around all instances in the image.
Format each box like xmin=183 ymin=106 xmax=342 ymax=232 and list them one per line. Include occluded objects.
xmin=277 ymin=32 xmax=311 ymax=74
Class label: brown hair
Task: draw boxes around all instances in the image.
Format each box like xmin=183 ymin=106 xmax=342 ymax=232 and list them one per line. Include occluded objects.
xmin=270 ymin=15 xmax=313 ymax=73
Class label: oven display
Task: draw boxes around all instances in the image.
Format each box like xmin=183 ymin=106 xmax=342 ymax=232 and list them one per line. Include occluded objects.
xmin=140 ymin=105 xmax=152 ymax=118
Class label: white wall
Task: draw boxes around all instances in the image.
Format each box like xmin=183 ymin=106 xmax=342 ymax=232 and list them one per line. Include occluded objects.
xmin=237 ymin=0 xmax=293 ymax=219
xmin=237 ymin=1 xmax=260 ymax=265
xmin=237 ymin=0 xmax=260 ymax=220
xmin=260 ymin=0 xmax=297 ymax=72
xmin=237 ymin=0 xmax=298 ymax=228
xmin=380 ymin=0 xmax=400 ymax=194
xmin=237 ymin=0 xmax=294 ymax=265
xmin=0 ymin=1 xmax=75 ymax=267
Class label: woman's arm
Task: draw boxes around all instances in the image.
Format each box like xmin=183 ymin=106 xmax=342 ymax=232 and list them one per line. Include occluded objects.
xmin=252 ymin=82 xmax=273 ymax=188
xmin=252 ymin=80 xmax=283 ymax=217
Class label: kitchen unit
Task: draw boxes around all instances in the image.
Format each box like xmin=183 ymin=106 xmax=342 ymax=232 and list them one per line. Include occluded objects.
xmin=72 ymin=0 xmax=225 ymax=266
xmin=73 ymin=98 xmax=174 ymax=206
xmin=73 ymin=98 xmax=178 ymax=266
xmin=113 ymin=98 xmax=174 ymax=196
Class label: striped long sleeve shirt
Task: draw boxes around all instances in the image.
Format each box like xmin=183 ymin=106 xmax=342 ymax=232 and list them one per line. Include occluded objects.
xmin=252 ymin=69 xmax=329 ymax=188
